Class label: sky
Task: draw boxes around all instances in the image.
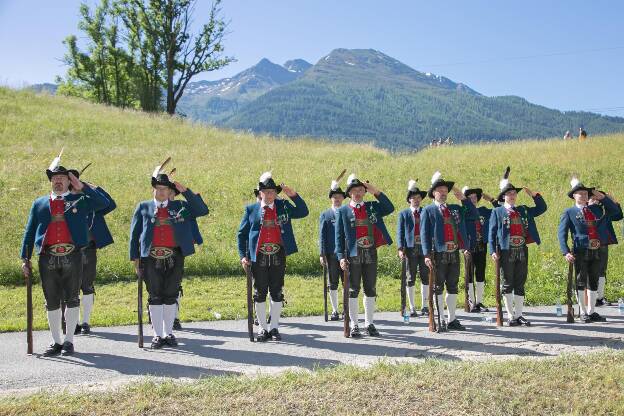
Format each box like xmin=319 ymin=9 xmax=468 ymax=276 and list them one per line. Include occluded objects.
xmin=1 ymin=0 xmax=623 ymax=115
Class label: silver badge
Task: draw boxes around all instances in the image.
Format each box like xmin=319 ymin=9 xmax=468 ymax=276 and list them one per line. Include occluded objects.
xmin=72 ymin=208 xmax=78 ymax=214
xmin=151 ymin=218 xmax=155 ymax=223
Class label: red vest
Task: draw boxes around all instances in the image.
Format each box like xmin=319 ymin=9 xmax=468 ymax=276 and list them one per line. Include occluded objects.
xmin=441 ymin=205 xmax=464 ymax=249
xmin=153 ymin=207 xmax=176 ymax=248
xmin=43 ymin=198 xmax=73 ymax=246
xmin=257 ymin=205 xmax=282 ymax=249
xmin=583 ymin=207 xmax=599 ymax=240
xmin=352 ymin=203 xmax=386 ymax=248
xmin=413 ymin=209 xmax=421 ymax=242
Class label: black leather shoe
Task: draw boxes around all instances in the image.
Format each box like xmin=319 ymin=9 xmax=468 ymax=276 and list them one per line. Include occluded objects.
xmin=43 ymin=343 xmax=63 ymax=357
xmin=469 ymin=302 xmax=481 ymax=313
xmin=420 ymin=306 xmax=429 ymax=316
xmin=256 ymin=329 xmax=271 ymax=342
xmin=447 ymin=319 xmax=466 ymax=331
xmin=73 ymin=324 xmax=82 ymax=335
xmin=330 ymin=311 xmax=340 ymax=321
xmin=476 ymin=303 xmax=489 ymax=312
xmin=269 ymin=328 xmax=282 ymax=341
xmin=508 ymin=318 xmax=520 ymax=327
xmin=350 ymin=325 xmax=361 ymax=338
xmin=409 ymin=308 xmax=418 ymax=318
xmin=81 ymin=323 xmax=91 ymax=334
xmin=173 ymin=318 xmax=182 ymax=330
xmin=517 ymin=316 xmax=531 ymax=326
xmin=164 ymin=334 xmax=178 ymax=346
xmin=151 ymin=336 xmax=166 ymax=349
xmin=589 ymin=312 xmax=607 ymax=322
xmin=61 ymin=341 xmax=74 ymax=356
xmin=366 ymin=324 xmax=380 ymax=337
xmin=581 ymin=314 xmax=592 ymax=323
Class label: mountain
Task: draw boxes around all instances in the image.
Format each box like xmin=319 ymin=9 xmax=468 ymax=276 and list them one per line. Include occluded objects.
xmin=219 ymin=48 xmax=624 ymax=150
xmin=176 ymin=58 xmax=311 ymax=122
xmin=26 ymin=83 xmax=58 ymax=94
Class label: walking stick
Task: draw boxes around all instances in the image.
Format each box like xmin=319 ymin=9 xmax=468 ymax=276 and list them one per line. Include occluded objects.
xmin=61 ymin=301 xmax=66 ymax=335
xmin=494 ymin=245 xmax=503 ymax=327
xmin=137 ymin=260 xmax=144 ymax=348
xmin=427 ymin=257 xmax=437 ymax=333
xmin=23 ymin=261 xmax=34 ymax=355
xmin=566 ymin=262 xmax=575 ymax=323
xmin=342 ymin=258 xmax=350 ymax=338
xmin=464 ymin=252 xmax=472 ymax=312
xmin=400 ymin=255 xmax=407 ymax=317
xmin=243 ymin=264 xmax=255 ymax=342
xmin=322 ymin=256 xmax=328 ymax=322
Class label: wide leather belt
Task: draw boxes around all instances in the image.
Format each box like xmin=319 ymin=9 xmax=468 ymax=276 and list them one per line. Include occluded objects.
xmin=149 ymin=247 xmax=175 ymax=259
xmin=47 ymin=243 xmax=75 ymax=256
xmin=510 ymin=236 xmax=526 ymax=248
xmin=258 ymin=242 xmax=281 ymax=255
xmin=589 ymin=239 xmax=601 ymax=250
xmin=414 ymin=235 xmax=421 ymax=244
xmin=444 ymin=241 xmax=458 ymax=252
xmin=356 ymin=236 xmax=374 ymax=249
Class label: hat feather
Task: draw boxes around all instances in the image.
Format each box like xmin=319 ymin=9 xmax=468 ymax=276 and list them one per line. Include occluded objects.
xmin=499 ymin=166 xmax=511 ymax=190
xmin=152 ymin=156 xmax=171 ymax=178
xmin=259 ymin=171 xmax=272 ymax=184
xmin=570 ymin=176 xmax=580 ymax=188
xmin=48 ymin=147 xmax=64 ymax=171
xmin=462 ymin=185 xmax=469 ymax=193
xmin=330 ymin=180 xmax=339 ymax=191
xmin=431 ymin=171 xmax=442 ymax=185
xmin=79 ymin=162 xmax=92 ymax=176
xmin=407 ymin=179 xmax=417 ymax=191
xmin=347 ymin=173 xmax=357 ymax=185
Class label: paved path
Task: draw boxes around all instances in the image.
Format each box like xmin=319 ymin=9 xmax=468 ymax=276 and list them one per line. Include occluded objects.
xmin=2 ymin=305 xmax=624 ymax=395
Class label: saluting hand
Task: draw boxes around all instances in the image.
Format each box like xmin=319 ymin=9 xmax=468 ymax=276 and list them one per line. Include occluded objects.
xmin=68 ymin=172 xmax=84 ymax=192
xmin=174 ymin=181 xmax=187 ymax=194
xmin=363 ymin=182 xmax=380 ymax=196
xmin=281 ymin=184 xmax=297 ymax=198
xmin=591 ymin=190 xmax=606 ymax=200
xmin=452 ymin=186 xmax=466 ymax=201
xmin=524 ymin=187 xmax=538 ymax=198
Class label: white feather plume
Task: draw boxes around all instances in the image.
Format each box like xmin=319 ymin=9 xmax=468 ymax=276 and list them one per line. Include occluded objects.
xmin=48 ymin=147 xmax=64 ymax=171
xmin=462 ymin=186 xmax=469 ymax=193
xmin=407 ymin=179 xmax=417 ymax=191
xmin=499 ymin=178 xmax=509 ymax=190
xmin=330 ymin=180 xmax=339 ymax=191
xmin=259 ymin=171 xmax=272 ymax=184
xmin=431 ymin=171 xmax=442 ymax=185
xmin=347 ymin=173 xmax=357 ymax=185
xmin=570 ymin=176 xmax=580 ymax=188
xmin=152 ymin=156 xmax=171 ymax=178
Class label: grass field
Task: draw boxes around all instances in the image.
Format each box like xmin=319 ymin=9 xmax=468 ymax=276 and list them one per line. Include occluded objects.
xmin=1 ymin=87 xmax=624 ymax=330
xmin=1 ymin=351 xmax=623 ymax=415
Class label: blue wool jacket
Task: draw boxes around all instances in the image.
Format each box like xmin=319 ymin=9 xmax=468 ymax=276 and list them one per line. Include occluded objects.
xmin=335 ymin=192 xmax=395 ymax=260
xmin=558 ymin=196 xmax=619 ymax=254
xmin=87 ymin=186 xmax=116 ymax=249
xmin=319 ymin=208 xmax=339 ymax=256
xmin=488 ymin=195 xmax=547 ymax=253
xmin=465 ymin=202 xmax=499 ymax=251
xmin=396 ymin=206 xmax=425 ymax=249
xmin=21 ymin=186 xmax=110 ymax=259
xmin=420 ymin=199 xmax=478 ymax=256
xmin=237 ymin=194 xmax=309 ymax=262
xmin=129 ymin=189 xmax=209 ymax=259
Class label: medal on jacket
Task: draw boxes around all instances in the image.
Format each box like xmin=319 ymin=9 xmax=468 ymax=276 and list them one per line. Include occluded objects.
xmin=151 ymin=217 xmax=156 ymax=223
xmin=72 ymin=208 xmax=78 ymax=213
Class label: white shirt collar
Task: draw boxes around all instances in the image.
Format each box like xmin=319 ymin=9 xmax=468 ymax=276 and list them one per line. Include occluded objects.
xmin=575 ymin=203 xmax=588 ymax=209
xmin=410 ymin=205 xmax=421 ymax=213
xmin=434 ymin=200 xmax=446 ymax=208
xmin=154 ymin=198 xmax=169 ymax=209
xmin=504 ymin=202 xmax=515 ymax=210
xmin=349 ymin=200 xmax=364 ymax=208
xmin=51 ymin=191 xmax=70 ymax=199
xmin=261 ymin=200 xmax=275 ymax=210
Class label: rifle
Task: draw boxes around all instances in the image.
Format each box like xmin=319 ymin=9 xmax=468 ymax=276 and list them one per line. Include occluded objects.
xmin=23 ymin=261 xmax=34 ymax=355
xmin=322 ymin=256 xmax=328 ymax=322
xmin=342 ymin=258 xmax=350 ymax=338
xmin=494 ymin=245 xmax=503 ymax=327
xmin=427 ymin=257 xmax=437 ymax=333
xmin=566 ymin=262 xmax=575 ymax=323
xmin=400 ymin=255 xmax=407 ymax=317
xmin=464 ymin=252 xmax=473 ymax=312
xmin=61 ymin=301 xmax=66 ymax=335
xmin=243 ymin=264 xmax=255 ymax=342
xmin=136 ymin=260 xmax=144 ymax=348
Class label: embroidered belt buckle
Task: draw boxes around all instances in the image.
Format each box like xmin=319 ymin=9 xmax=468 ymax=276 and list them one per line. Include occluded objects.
xmin=444 ymin=241 xmax=458 ymax=252
xmin=356 ymin=236 xmax=374 ymax=249
xmin=510 ymin=236 xmax=526 ymax=247
xmin=414 ymin=235 xmax=422 ymax=245
xmin=589 ymin=239 xmax=601 ymax=250
xmin=50 ymin=214 xmax=65 ymax=223
xmin=150 ymin=247 xmax=174 ymax=259
xmin=258 ymin=242 xmax=281 ymax=255
xmin=47 ymin=243 xmax=75 ymax=256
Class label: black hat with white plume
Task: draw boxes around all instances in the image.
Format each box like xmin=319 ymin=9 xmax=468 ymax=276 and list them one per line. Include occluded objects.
xmin=46 ymin=148 xmax=70 ymax=180
xmin=329 ymin=169 xmax=347 ymax=198
xmin=497 ymin=166 xmax=523 ymax=202
xmin=462 ymin=185 xmax=483 ymax=201
xmin=567 ymin=176 xmax=594 ymax=199
xmin=406 ymin=179 xmax=427 ymax=202
xmin=151 ymin=157 xmax=179 ymax=195
xmin=345 ymin=173 xmax=366 ymax=195
xmin=428 ymin=171 xmax=454 ymax=198
xmin=258 ymin=171 xmax=282 ymax=194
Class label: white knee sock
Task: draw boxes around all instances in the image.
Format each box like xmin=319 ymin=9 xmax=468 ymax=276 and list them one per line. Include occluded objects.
xmin=270 ymin=299 xmax=282 ymax=331
xmin=163 ymin=304 xmax=177 ymax=336
xmin=598 ymin=276 xmax=606 ymax=299
xmin=577 ymin=290 xmax=588 ymax=315
xmin=149 ymin=304 xmax=165 ymax=338
xmin=364 ymin=296 xmax=375 ymax=327
xmin=421 ymin=284 xmax=428 ymax=308
xmin=329 ymin=289 xmax=339 ymax=313
xmin=514 ymin=295 xmax=524 ymax=319
xmin=587 ymin=291 xmax=597 ymax=315
xmin=47 ymin=309 xmax=62 ymax=345
xmin=446 ymin=293 xmax=457 ymax=322
xmin=476 ymin=282 xmax=485 ymax=304
xmin=64 ymin=306 xmax=80 ymax=344
xmin=468 ymin=283 xmax=475 ymax=304
xmin=503 ymin=293 xmax=514 ymax=320
xmin=81 ymin=294 xmax=94 ymax=325
xmin=407 ymin=286 xmax=416 ymax=310
xmin=436 ymin=294 xmax=445 ymax=321
xmin=255 ymin=302 xmax=269 ymax=331
xmin=349 ymin=297 xmax=359 ymax=329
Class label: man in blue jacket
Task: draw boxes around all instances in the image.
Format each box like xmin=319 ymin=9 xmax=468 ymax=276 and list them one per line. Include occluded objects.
xmin=558 ymin=178 xmax=618 ymax=323
xmin=319 ymin=179 xmax=347 ymax=321
xmin=397 ymin=180 xmax=429 ymax=317
xmin=68 ymin=166 xmax=116 ymax=335
xmin=130 ymin=163 xmax=209 ymax=349
xmin=238 ymin=172 xmax=309 ymax=342
xmin=336 ymin=174 xmax=394 ymax=338
xmin=462 ymin=186 xmax=499 ymax=313
xmin=21 ymin=157 xmax=109 ymax=356
xmin=589 ymin=191 xmax=622 ymax=306
xmin=489 ymin=167 xmax=547 ymax=327
xmin=421 ymin=172 xmax=478 ymax=331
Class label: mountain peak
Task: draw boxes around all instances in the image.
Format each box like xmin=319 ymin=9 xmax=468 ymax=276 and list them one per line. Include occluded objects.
xmin=283 ymin=59 xmax=312 ymax=74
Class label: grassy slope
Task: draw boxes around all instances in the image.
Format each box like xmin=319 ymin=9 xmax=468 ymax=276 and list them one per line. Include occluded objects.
xmin=1 ymin=351 xmax=623 ymax=415
xmin=1 ymin=87 xmax=623 ymax=317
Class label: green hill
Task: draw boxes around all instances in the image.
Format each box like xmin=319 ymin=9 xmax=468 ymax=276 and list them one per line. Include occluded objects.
xmin=1 ymin=87 xmax=623 ymax=302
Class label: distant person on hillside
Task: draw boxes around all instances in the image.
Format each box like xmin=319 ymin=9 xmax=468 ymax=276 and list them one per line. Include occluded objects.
xmin=564 ymin=130 xmax=572 ymax=140
xmin=579 ymin=127 xmax=588 ymax=141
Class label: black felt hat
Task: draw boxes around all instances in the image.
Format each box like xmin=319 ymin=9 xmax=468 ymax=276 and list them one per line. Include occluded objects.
xmin=258 ymin=172 xmax=282 ymax=194
xmin=497 ymin=167 xmax=523 ymax=202
xmin=428 ymin=171 xmax=455 ymax=198
xmin=567 ymin=177 xmax=594 ymax=199
xmin=406 ymin=179 xmax=427 ymax=202
xmin=462 ymin=186 xmax=483 ymax=201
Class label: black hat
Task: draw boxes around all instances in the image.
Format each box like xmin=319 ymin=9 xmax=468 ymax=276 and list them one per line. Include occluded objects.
xmin=329 ymin=179 xmax=347 ymax=198
xmin=46 ymin=148 xmax=69 ymax=180
xmin=568 ymin=177 xmax=594 ymax=199
xmin=345 ymin=173 xmax=366 ymax=195
xmin=497 ymin=166 xmax=523 ymax=202
xmin=406 ymin=179 xmax=427 ymax=202
xmin=151 ymin=157 xmax=179 ymax=195
xmin=258 ymin=172 xmax=282 ymax=194
xmin=428 ymin=171 xmax=455 ymax=198
xmin=253 ymin=188 xmax=260 ymax=197
xmin=462 ymin=186 xmax=483 ymax=201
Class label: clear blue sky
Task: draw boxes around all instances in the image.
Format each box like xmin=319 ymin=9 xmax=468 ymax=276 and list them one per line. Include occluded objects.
xmin=1 ymin=0 xmax=623 ymax=115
